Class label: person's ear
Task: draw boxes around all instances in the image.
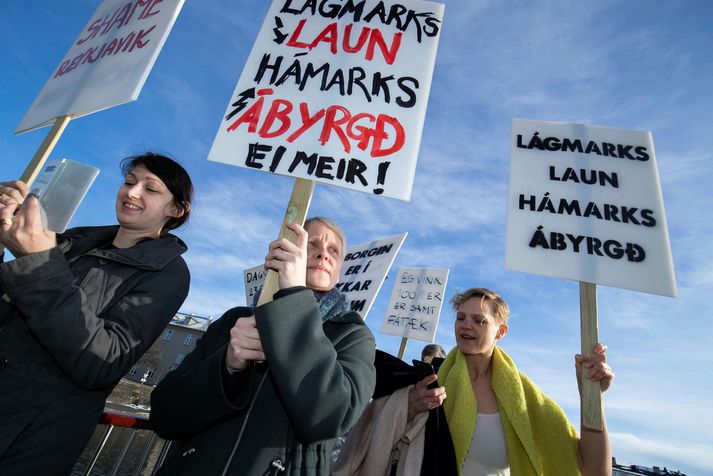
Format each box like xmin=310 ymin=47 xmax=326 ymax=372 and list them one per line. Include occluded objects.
xmin=496 ymin=323 xmax=508 ymax=340
xmin=169 ymin=201 xmax=190 ymax=218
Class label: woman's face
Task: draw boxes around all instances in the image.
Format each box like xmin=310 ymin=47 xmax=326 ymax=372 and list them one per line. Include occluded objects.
xmin=305 ymin=221 xmax=343 ymax=292
xmin=454 ymin=297 xmax=507 ymax=356
xmin=115 ymin=164 xmax=179 ymax=237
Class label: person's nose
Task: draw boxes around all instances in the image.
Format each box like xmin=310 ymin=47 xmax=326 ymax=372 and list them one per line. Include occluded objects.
xmin=126 ymin=183 xmax=142 ymax=199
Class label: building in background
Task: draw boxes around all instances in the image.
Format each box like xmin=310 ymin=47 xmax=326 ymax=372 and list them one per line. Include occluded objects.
xmin=125 ymin=312 xmax=211 ymax=386
xmin=613 ymin=458 xmax=687 ymax=476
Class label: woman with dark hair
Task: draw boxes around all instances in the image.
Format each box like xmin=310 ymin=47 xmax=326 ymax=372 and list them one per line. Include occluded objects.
xmin=0 ymin=153 xmax=193 ymax=475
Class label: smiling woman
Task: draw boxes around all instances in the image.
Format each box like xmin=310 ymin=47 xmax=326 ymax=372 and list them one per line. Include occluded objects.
xmin=0 ymin=152 xmax=193 ymax=476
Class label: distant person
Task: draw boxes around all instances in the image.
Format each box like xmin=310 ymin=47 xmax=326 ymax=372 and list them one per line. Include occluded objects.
xmin=421 ymin=343 xmax=446 ymax=363
xmin=0 ymin=153 xmax=193 ymax=475
xmin=150 ymin=217 xmax=376 ymax=476
xmin=336 ymin=287 xmax=614 ymax=475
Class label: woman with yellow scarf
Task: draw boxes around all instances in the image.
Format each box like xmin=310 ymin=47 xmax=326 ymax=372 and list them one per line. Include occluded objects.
xmin=408 ymin=287 xmax=613 ymax=476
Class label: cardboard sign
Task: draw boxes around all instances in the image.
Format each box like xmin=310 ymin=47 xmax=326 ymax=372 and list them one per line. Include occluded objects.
xmin=381 ymin=267 xmax=449 ymax=342
xmin=242 ymin=232 xmax=406 ymax=318
xmin=207 ymin=0 xmax=445 ymax=201
xmin=505 ymin=119 xmax=677 ymax=297
xmin=16 ymin=0 xmax=184 ymax=134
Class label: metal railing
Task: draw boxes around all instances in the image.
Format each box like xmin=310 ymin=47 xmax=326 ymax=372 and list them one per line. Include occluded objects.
xmin=73 ymin=409 xmax=171 ymax=476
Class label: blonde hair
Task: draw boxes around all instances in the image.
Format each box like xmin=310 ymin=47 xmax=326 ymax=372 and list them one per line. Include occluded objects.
xmin=450 ymin=287 xmax=510 ymax=324
xmin=304 ymin=216 xmax=347 ymax=258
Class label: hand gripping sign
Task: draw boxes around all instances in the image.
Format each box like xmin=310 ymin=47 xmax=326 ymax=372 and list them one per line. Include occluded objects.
xmin=506 ymin=118 xmax=677 ymax=430
xmin=213 ymin=0 xmax=443 ymax=305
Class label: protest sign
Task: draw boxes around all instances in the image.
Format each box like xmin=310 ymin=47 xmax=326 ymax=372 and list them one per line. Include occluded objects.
xmin=243 ymin=231 xmax=407 ymax=319
xmin=336 ymin=232 xmax=407 ymax=317
xmin=243 ymin=264 xmax=269 ymax=306
xmin=16 ymin=0 xmax=184 ymax=134
xmin=207 ymin=0 xmax=445 ymax=201
xmin=506 ymin=119 xmax=677 ymax=297
xmin=381 ymin=267 xmax=448 ymax=343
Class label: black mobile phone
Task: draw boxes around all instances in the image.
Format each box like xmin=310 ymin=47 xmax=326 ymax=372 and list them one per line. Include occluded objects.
xmin=412 ymin=359 xmax=439 ymax=389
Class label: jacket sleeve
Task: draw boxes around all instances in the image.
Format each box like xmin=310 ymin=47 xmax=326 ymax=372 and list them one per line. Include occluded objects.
xmin=0 ymin=246 xmax=189 ymax=390
xmin=150 ymin=309 xmax=258 ymax=440
xmin=255 ymin=289 xmax=376 ymax=443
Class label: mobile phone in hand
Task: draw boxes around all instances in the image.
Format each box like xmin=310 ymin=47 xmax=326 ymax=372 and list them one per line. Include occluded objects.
xmin=412 ymin=359 xmax=439 ymax=389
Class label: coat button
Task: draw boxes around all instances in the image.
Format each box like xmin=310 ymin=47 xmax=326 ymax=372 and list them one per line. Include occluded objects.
xmin=0 ymin=355 xmax=8 ymax=369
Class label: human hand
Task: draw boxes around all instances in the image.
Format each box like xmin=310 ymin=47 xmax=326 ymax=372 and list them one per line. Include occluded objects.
xmin=407 ymin=374 xmax=447 ymax=421
xmin=225 ymin=316 xmax=265 ymax=374
xmin=0 ymin=180 xmax=29 ymax=208
xmin=264 ymin=222 xmax=307 ymax=290
xmin=0 ymin=194 xmax=56 ymax=257
xmin=576 ymin=343 xmax=614 ymax=393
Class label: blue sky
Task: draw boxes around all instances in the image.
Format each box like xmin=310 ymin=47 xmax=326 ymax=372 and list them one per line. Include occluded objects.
xmin=2 ymin=1 xmax=712 ymax=473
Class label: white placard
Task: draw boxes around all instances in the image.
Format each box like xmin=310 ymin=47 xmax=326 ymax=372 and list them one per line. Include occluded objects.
xmin=242 ymin=232 xmax=407 ymax=318
xmin=243 ymin=264 xmax=268 ymax=306
xmin=335 ymin=232 xmax=407 ymax=318
xmin=381 ymin=267 xmax=449 ymax=342
xmin=505 ymin=118 xmax=677 ymax=297
xmin=16 ymin=0 xmax=184 ymax=134
xmin=207 ymin=0 xmax=445 ymax=201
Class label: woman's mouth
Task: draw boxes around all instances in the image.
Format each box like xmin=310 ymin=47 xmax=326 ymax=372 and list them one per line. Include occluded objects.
xmin=123 ymin=201 xmax=142 ymax=211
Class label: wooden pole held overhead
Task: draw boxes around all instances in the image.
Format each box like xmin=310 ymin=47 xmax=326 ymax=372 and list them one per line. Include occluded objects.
xmin=20 ymin=115 xmax=72 ymax=187
xmin=257 ymin=178 xmax=316 ymax=307
xmin=579 ymin=281 xmax=603 ymax=431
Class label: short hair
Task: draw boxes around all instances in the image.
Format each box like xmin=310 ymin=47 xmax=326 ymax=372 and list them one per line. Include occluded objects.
xmin=304 ymin=216 xmax=347 ymax=258
xmin=120 ymin=153 xmax=193 ymax=234
xmin=421 ymin=344 xmax=446 ymax=361
xmin=450 ymin=287 xmax=510 ymax=324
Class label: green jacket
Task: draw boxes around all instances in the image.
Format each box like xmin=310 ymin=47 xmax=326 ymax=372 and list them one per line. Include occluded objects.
xmin=151 ymin=289 xmax=376 ymax=476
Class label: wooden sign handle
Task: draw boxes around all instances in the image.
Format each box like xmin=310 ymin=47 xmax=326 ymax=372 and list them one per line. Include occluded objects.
xmin=397 ymin=337 xmax=408 ymax=360
xmin=256 ymin=178 xmax=315 ymax=307
xmin=579 ymin=281 xmax=603 ymax=431
xmin=20 ymin=115 xmax=71 ymax=187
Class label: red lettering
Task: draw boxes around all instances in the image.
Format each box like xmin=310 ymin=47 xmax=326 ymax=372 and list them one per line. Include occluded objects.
xmin=287 ymin=103 xmax=326 ymax=142
xmin=309 ymin=23 xmax=338 ymax=54
xmin=259 ymin=99 xmax=293 ymax=138
xmin=227 ymin=97 xmax=265 ymax=133
xmin=371 ymin=115 xmax=405 ymax=157
xmin=342 ymin=24 xmax=370 ymax=53
xmin=319 ymin=106 xmax=351 ymax=152
xmin=286 ymin=19 xmax=310 ymax=49
xmin=140 ymin=0 xmax=164 ymax=19
xmin=366 ymin=30 xmax=402 ymax=65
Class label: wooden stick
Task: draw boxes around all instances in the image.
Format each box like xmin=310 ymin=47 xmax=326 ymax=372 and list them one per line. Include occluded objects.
xmin=20 ymin=115 xmax=72 ymax=187
xmin=257 ymin=178 xmax=315 ymax=307
xmin=579 ymin=281 xmax=603 ymax=431
xmin=397 ymin=337 xmax=408 ymax=360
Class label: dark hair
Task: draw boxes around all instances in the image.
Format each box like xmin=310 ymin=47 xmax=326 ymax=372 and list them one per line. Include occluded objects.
xmin=120 ymin=153 xmax=193 ymax=234
xmin=421 ymin=344 xmax=446 ymax=361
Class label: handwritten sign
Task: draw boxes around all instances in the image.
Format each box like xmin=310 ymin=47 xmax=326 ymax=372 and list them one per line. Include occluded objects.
xmin=505 ymin=119 xmax=677 ymax=297
xmin=16 ymin=0 xmax=184 ymax=134
xmin=242 ymin=232 xmax=406 ymax=318
xmin=381 ymin=267 xmax=449 ymax=342
xmin=336 ymin=232 xmax=407 ymax=317
xmin=207 ymin=0 xmax=445 ymax=201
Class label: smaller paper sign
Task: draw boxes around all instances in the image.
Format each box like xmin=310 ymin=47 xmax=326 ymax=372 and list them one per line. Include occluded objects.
xmin=335 ymin=232 xmax=407 ymax=318
xmin=16 ymin=0 xmax=184 ymax=134
xmin=381 ymin=267 xmax=449 ymax=343
xmin=242 ymin=232 xmax=407 ymax=318
xmin=243 ymin=264 xmax=268 ymax=306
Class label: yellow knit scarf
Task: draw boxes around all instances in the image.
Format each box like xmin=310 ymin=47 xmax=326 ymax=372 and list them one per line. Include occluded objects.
xmin=437 ymin=347 xmax=581 ymax=475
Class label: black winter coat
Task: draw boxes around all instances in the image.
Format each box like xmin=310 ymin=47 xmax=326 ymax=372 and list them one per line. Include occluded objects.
xmin=150 ymin=289 xmax=376 ymax=476
xmin=0 ymin=225 xmax=190 ymax=476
